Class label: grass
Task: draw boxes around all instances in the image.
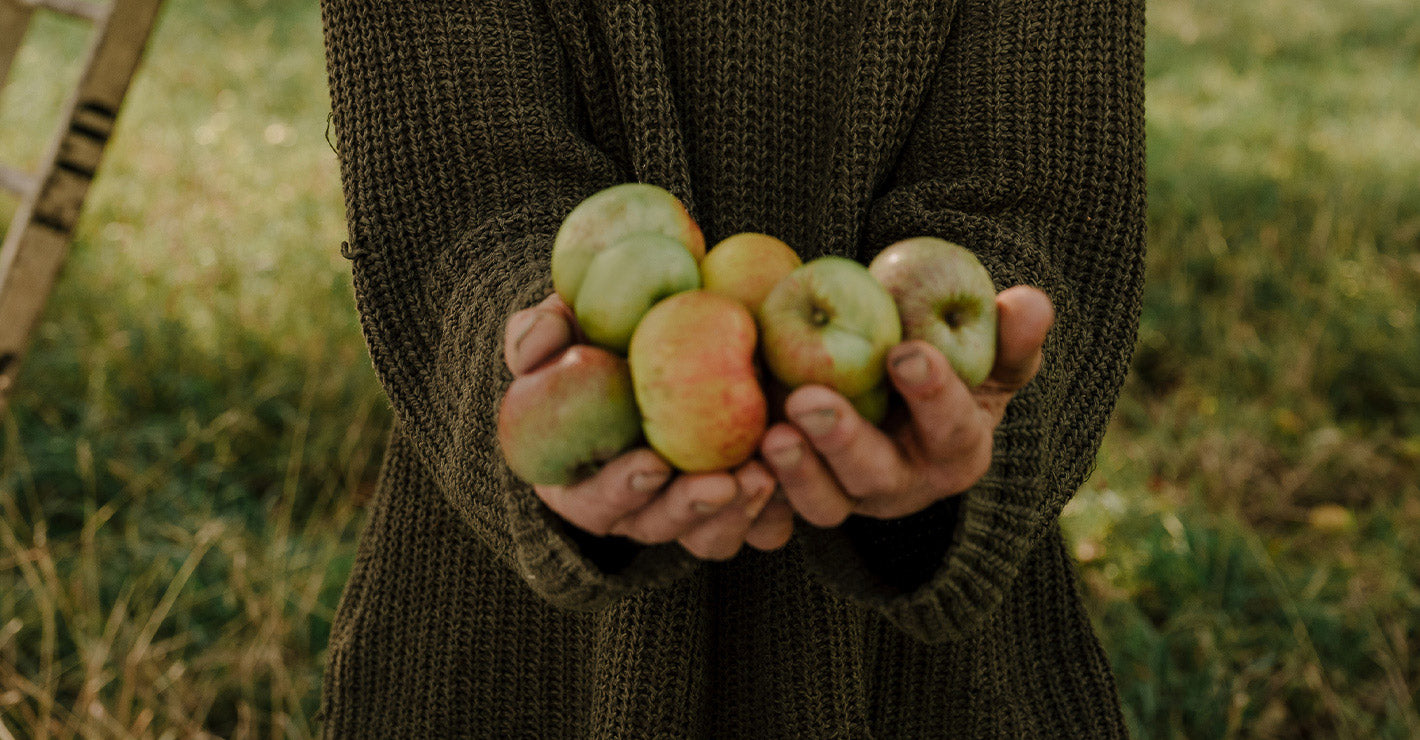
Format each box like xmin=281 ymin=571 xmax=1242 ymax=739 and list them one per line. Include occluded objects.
xmin=1 ymin=0 xmax=1417 ymax=736
xmin=1 ymin=1 xmax=387 ymax=736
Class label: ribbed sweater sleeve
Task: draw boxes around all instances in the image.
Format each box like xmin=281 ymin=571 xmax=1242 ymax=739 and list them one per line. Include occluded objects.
xmin=319 ymin=0 xmax=698 ymax=610
xmin=794 ymin=0 xmax=1147 ymax=642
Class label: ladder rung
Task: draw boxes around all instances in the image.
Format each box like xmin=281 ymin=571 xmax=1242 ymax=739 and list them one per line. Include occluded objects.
xmin=0 ymin=163 xmax=36 ymax=198
xmin=20 ymin=0 xmax=108 ymax=22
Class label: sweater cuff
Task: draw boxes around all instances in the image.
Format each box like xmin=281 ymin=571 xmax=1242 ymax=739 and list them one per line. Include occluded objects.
xmin=485 ymin=256 xmax=701 ymax=610
xmin=499 ymin=465 xmax=701 ymax=611
xmin=796 ymin=479 xmax=1042 ymax=644
xmin=795 ymin=388 xmax=1051 ymax=643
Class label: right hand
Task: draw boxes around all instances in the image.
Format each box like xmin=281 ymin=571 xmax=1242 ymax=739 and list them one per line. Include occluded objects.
xmin=503 ymin=293 xmax=795 ymax=560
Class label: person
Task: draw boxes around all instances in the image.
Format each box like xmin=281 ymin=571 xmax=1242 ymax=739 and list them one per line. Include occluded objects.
xmin=317 ymin=0 xmax=1145 ymax=737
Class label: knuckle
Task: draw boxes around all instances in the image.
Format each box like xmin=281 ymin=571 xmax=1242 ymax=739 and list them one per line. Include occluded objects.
xmin=750 ymin=522 xmax=794 ymax=552
xmin=684 ymin=536 xmax=740 ymax=562
xmin=800 ymin=502 xmax=850 ymax=528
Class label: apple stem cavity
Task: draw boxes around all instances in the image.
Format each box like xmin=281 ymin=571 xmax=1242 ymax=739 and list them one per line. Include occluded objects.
xmin=942 ymin=301 xmax=975 ymax=329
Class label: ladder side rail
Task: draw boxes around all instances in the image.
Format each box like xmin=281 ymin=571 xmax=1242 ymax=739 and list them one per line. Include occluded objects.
xmin=0 ymin=0 xmax=37 ymax=89
xmin=35 ymin=0 xmax=108 ymax=22
xmin=0 ymin=0 xmax=162 ymax=407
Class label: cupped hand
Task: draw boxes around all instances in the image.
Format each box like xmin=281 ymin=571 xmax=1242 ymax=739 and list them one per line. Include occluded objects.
xmin=503 ymin=293 xmax=795 ymax=560
xmin=759 ymin=286 xmax=1055 ymax=525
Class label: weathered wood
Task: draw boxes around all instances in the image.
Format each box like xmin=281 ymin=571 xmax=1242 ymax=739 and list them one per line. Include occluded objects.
xmin=0 ymin=0 xmax=36 ymax=90
xmin=33 ymin=0 xmax=109 ymax=23
xmin=0 ymin=0 xmax=163 ymax=409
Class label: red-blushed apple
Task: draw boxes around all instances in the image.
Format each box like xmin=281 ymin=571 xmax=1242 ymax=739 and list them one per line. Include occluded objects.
xmin=757 ymin=256 xmax=902 ymax=399
xmin=628 ymin=290 xmax=767 ymax=472
xmin=551 ymin=183 xmax=704 ymax=306
xmin=497 ymin=345 xmax=643 ymax=485
xmin=574 ymin=233 xmax=702 ymax=354
xmin=868 ymin=237 xmax=999 ymax=387
xmin=700 ymin=232 xmax=802 ymax=314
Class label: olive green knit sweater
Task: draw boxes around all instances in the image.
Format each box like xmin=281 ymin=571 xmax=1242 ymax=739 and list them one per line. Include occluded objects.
xmin=317 ymin=0 xmax=1145 ymax=736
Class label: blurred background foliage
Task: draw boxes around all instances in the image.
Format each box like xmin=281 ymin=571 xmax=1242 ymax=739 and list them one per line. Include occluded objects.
xmin=0 ymin=0 xmax=1416 ymax=737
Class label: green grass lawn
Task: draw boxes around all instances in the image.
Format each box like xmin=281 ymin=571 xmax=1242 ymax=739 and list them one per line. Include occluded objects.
xmin=2 ymin=0 xmax=1417 ymax=736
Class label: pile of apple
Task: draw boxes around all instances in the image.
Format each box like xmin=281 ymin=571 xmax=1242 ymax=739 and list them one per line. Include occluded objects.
xmin=498 ymin=183 xmax=999 ymax=485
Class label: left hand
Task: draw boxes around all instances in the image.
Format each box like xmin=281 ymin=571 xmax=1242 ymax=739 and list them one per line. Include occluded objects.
xmin=760 ymin=286 xmax=1055 ymax=524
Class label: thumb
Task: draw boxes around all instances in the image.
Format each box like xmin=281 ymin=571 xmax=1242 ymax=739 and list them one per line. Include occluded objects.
xmin=983 ymin=285 xmax=1054 ymax=393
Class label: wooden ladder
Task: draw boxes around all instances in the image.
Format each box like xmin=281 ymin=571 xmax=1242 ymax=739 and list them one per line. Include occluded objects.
xmin=0 ymin=0 xmax=164 ymax=413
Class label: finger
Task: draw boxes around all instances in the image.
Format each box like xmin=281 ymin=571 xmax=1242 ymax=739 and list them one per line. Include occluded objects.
xmin=676 ymin=465 xmax=776 ymax=561
xmin=980 ymin=285 xmax=1054 ymax=394
xmin=781 ymin=384 xmax=912 ymax=500
xmin=760 ymin=422 xmax=854 ymax=528
xmin=886 ymin=340 xmax=993 ymax=463
xmin=732 ymin=458 xmax=778 ymax=521
xmin=504 ymin=294 xmax=570 ymax=361
xmin=609 ymin=471 xmax=739 ymax=544
xmin=532 ymin=448 xmax=672 ymax=536
xmin=743 ymin=498 xmax=795 ymax=551
xmin=504 ymin=294 xmax=579 ymax=377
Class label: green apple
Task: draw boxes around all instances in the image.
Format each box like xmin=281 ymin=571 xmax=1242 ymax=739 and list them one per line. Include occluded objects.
xmin=551 ymin=183 xmax=704 ymax=306
xmin=629 ymin=290 xmax=767 ymax=472
xmin=867 ymin=237 xmax=998 ymax=387
xmin=849 ymin=383 xmax=891 ymax=426
xmin=766 ymin=370 xmax=891 ymax=427
xmin=574 ymin=233 xmax=702 ymax=354
xmin=496 ymin=345 xmax=643 ymax=485
xmin=699 ymin=232 xmax=802 ymax=314
xmin=757 ymin=256 xmax=902 ymax=399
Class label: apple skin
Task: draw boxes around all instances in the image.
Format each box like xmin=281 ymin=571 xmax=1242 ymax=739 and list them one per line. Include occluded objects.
xmin=850 ymin=383 xmax=891 ymax=426
xmin=628 ymin=290 xmax=767 ymax=472
xmin=574 ymin=233 xmax=702 ymax=354
xmin=764 ymin=374 xmax=890 ymax=427
xmin=757 ymin=256 xmax=902 ymax=399
xmin=496 ymin=345 xmax=643 ymax=486
xmin=552 ymin=183 xmax=705 ymax=306
xmin=867 ymin=237 xmax=999 ymax=388
xmin=700 ymin=232 xmax=802 ymax=315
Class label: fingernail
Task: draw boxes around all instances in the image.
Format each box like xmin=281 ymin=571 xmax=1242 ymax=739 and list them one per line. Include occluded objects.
xmin=513 ymin=313 xmax=544 ymax=352
xmin=742 ymin=484 xmax=775 ymax=519
xmin=766 ymin=443 xmax=802 ymax=469
xmin=891 ymin=350 xmax=929 ymax=387
xmin=629 ymin=470 xmax=669 ymax=493
xmin=792 ymin=408 xmax=838 ymax=437
xmin=692 ymin=485 xmax=736 ymax=514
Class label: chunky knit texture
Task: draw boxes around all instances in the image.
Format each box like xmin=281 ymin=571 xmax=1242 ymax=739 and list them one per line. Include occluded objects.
xmin=318 ymin=0 xmax=1145 ymax=737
